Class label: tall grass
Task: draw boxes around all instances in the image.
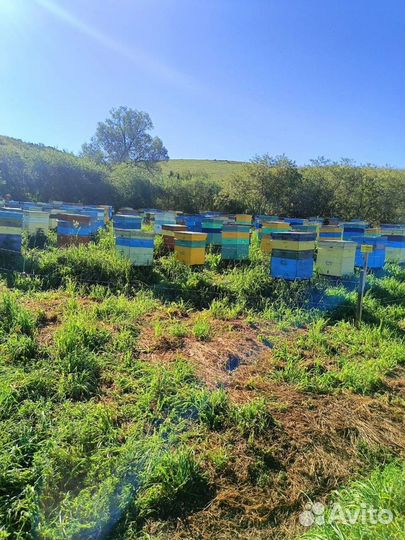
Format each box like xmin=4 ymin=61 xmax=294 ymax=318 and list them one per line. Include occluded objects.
xmin=271 ymin=320 xmax=404 ymax=394
xmin=302 ymin=461 xmax=405 ymax=540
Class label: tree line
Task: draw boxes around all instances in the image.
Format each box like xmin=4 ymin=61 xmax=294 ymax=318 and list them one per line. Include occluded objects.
xmin=0 ymin=106 xmax=404 ymax=223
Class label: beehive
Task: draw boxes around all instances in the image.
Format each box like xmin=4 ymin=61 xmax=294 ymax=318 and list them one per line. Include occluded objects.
xmin=0 ymin=208 xmax=23 ymax=253
xmin=7 ymin=200 xmax=22 ymax=209
xmin=115 ymin=229 xmax=154 ymax=266
xmin=271 ymin=233 xmax=316 ymax=252
xmin=202 ymin=217 xmax=223 ymax=246
xmin=174 ymin=231 xmax=207 ymax=266
xmin=260 ymin=221 xmax=290 ymax=254
xmin=316 ymin=240 xmax=356 ymax=277
xmin=270 ymin=232 xmax=316 ymax=280
xmin=56 ymin=213 xmax=94 ymax=247
xmin=381 ymin=227 xmax=405 ymax=263
xmin=59 ymin=203 xmax=83 ymax=214
xmin=308 ymin=217 xmax=323 ymax=224
xmin=82 ymin=207 xmax=106 ymax=231
xmin=21 ymin=201 xmax=37 ymax=210
xmin=353 ymin=235 xmax=386 ymax=269
xmin=154 ymin=211 xmax=177 ymax=233
xmin=113 ymin=214 xmax=142 ymax=230
xmin=23 ymin=210 xmax=50 ymax=235
xmin=162 ymin=223 xmax=187 ymax=250
xmin=285 ymin=218 xmax=307 ymax=227
xmin=254 ymin=215 xmax=279 ymax=229
xmin=181 ymin=214 xmax=203 ymax=232
xmin=117 ymin=207 xmax=138 ymax=215
xmin=235 ymin=214 xmax=252 ymax=225
xmin=365 ymin=227 xmax=381 ymax=236
xmin=342 ymin=222 xmax=366 ymax=241
xmin=221 ymin=223 xmax=251 ymax=260
xmin=351 ymin=220 xmax=369 ymax=226
xmin=98 ymin=205 xmax=113 ymax=223
xmin=292 ymin=224 xmax=319 ymax=233
xmin=318 ymin=225 xmax=343 ymax=240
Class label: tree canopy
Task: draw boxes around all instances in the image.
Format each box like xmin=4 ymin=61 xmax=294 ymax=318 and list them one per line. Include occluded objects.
xmin=81 ymin=106 xmax=169 ymax=170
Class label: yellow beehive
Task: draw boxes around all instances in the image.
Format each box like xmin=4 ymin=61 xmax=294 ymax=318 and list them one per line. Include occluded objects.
xmin=261 ymin=237 xmax=272 ymax=254
xmin=175 ymin=231 xmax=206 ymax=242
xmin=174 ymin=231 xmax=207 ymax=266
xmin=318 ymin=226 xmax=343 ymax=240
xmin=260 ymin=221 xmax=290 ymax=254
xmin=365 ymin=227 xmax=381 ymax=236
xmin=271 ymin=239 xmax=315 ymax=251
xmin=316 ymin=240 xmax=357 ymax=277
xmin=175 ymin=246 xmax=206 ymax=265
xmin=235 ymin=214 xmax=252 ymax=224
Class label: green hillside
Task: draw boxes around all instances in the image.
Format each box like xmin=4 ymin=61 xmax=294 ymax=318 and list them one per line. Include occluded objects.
xmin=0 ymin=134 xmax=64 ymax=154
xmin=1 ymin=134 xmax=404 ymax=222
xmin=160 ymin=158 xmax=246 ymax=179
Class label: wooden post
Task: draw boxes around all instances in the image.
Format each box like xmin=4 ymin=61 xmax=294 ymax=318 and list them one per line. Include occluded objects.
xmin=355 ymin=246 xmax=371 ymax=328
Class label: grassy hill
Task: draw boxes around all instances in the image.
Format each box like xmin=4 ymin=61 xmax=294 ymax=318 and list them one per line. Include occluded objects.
xmin=0 ymin=134 xmax=66 ymax=154
xmin=160 ymin=158 xmax=246 ymax=179
xmin=0 ymin=136 xmax=244 ymax=180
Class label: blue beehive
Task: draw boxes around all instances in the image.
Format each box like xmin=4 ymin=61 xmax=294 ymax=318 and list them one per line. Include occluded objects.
xmin=270 ymin=250 xmax=314 ymax=280
xmin=191 ymin=215 xmax=203 ymax=231
xmin=0 ymin=208 xmax=23 ymax=253
xmin=381 ymin=224 xmax=405 ymax=231
xmin=319 ymin=225 xmax=343 ymax=240
xmin=269 ymin=231 xmax=316 ymax=280
xmin=79 ymin=210 xmax=99 ymax=233
xmin=115 ymin=230 xmax=154 ymax=266
xmin=82 ymin=207 xmax=106 ymax=231
xmin=56 ymin=213 xmax=95 ymax=246
xmin=202 ymin=217 xmax=223 ymax=245
xmin=285 ymin=218 xmax=306 ymax=226
xmin=342 ymin=222 xmax=366 ymax=241
xmin=177 ymin=214 xmax=203 ymax=232
xmin=353 ymin=235 xmax=386 ymax=269
xmin=113 ymin=214 xmax=142 ymax=230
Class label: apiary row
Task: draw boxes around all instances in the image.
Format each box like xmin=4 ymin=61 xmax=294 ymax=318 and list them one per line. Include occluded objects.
xmin=1 ymin=201 xmax=404 ymax=279
xmin=0 ymin=201 xmax=113 ymax=253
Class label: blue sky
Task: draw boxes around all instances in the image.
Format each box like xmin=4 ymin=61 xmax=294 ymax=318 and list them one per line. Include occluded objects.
xmin=0 ymin=0 xmax=404 ymax=166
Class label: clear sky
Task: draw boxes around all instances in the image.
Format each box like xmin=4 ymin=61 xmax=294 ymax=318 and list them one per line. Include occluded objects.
xmin=0 ymin=0 xmax=404 ymax=166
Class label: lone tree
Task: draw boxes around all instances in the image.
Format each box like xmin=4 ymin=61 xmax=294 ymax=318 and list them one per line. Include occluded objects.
xmin=81 ymin=106 xmax=169 ymax=170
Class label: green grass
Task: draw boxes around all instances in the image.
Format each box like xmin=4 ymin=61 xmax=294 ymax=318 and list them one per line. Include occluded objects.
xmin=193 ymin=313 xmax=213 ymax=341
xmin=302 ymin=461 xmax=405 ymax=540
xmin=270 ymin=320 xmax=404 ymax=394
xmin=0 ymin=237 xmax=404 ymax=539
xmin=160 ymin=159 xmax=246 ymax=180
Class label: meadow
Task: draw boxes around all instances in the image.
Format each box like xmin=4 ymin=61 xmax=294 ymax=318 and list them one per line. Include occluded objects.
xmin=0 ymin=227 xmax=404 ymax=540
xmin=160 ymin=159 xmax=245 ymax=179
